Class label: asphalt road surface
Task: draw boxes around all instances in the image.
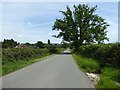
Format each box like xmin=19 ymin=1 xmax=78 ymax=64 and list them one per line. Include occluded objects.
xmin=2 ymin=49 xmax=95 ymax=88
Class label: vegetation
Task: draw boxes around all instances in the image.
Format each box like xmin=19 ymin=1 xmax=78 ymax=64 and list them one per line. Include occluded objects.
xmin=2 ymin=48 xmax=49 ymax=75
xmin=77 ymin=43 xmax=120 ymax=68
xmin=73 ymin=54 xmax=100 ymax=73
xmin=101 ymin=67 xmax=120 ymax=83
xmin=35 ymin=41 xmax=44 ymax=48
xmin=2 ymin=47 xmax=65 ymax=75
xmin=96 ymin=67 xmax=120 ymax=89
xmin=1 ymin=3 xmax=119 ymax=89
xmin=73 ymin=43 xmax=120 ymax=89
xmin=0 ymin=48 xmax=2 ymax=76
xmin=48 ymin=39 xmax=51 ymax=45
xmin=52 ymin=3 xmax=119 ymax=89
xmin=2 ymin=39 xmax=18 ymax=48
xmin=1 ymin=38 xmax=66 ymax=76
xmin=53 ymin=4 xmax=109 ymax=50
xmin=2 ymin=48 xmax=49 ymax=64
xmin=96 ymin=75 xmax=119 ymax=88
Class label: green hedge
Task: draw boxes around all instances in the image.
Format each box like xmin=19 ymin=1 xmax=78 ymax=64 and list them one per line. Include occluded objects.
xmin=2 ymin=48 xmax=50 ymax=65
xmin=77 ymin=43 xmax=120 ymax=68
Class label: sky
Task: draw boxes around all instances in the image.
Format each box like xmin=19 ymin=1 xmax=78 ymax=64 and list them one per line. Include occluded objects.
xmin=1 ymin=2 xmax=118 ymax=43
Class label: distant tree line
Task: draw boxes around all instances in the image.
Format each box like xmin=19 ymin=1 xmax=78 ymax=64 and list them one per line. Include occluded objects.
xmin=1 ymin=39 xmax=68 ymax=49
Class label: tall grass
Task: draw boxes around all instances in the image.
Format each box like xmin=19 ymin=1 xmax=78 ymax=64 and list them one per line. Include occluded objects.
xmin=96 ymin=76 xmax=119 ymax=88
xmin=73 ymin=54 xmax=100 ymax=73
xmin=73 ymin=54 xmax=120 ymax=89
xmin=96 ymin=67 xmax=120 ymax=89
xmin=101 ymin=67 xmax=120 ymax=82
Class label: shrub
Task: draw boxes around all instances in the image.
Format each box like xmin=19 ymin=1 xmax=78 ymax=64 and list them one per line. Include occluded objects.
xmin=78 ymin=43 xmax=120 ymax=68
xmin=48 ymin=47 xmax=58 ymax=54
xmin=2 ymin=48 xmax=49 ymax=65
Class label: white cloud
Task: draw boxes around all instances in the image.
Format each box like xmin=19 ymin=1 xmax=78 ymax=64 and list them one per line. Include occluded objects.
xmin=18 ymin=34 xmax=23 ymax=37
xmin=49 ymin=33 xmax=52 ymax=36
xmin=28 ymin=22 xmax=32 ymax=26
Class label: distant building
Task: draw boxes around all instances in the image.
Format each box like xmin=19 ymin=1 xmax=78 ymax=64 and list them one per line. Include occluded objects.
xmin=15 ymin=44 xmax=28 ymax=48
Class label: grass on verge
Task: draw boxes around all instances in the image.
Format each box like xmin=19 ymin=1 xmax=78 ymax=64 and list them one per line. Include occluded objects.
xmin=72 ymin=54 xmax=100 ymax=73
xmin=96 ymin=67 xmax=120 ymax=89
xmin=72 ymin=54 xmax=120 ymax=89
xmin=2 ymin=53 xmax=51 ymax=76
xmin=2 ymin=48 xmax=66 ymax=76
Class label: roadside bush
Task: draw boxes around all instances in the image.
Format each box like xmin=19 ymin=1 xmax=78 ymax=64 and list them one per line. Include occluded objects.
xmin=48 ymin=47 xmax=58 ymax=54
xmin=78 ymin=43 xmax=120 ymax=68
xmin=2 ymin=48 xmax=49 ymax=65
xmin=74 ymin=43 xmax=120 ymax=88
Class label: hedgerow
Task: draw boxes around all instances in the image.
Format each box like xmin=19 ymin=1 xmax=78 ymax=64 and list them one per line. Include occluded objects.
xmin=77 ymin=43 xmax=120 ymax=68
xmin=2 ymin=48 xmax=50 ymax=65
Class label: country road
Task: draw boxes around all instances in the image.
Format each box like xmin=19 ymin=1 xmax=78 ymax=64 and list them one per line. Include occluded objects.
xmin=2 ymin=49 xmax=95 ymax=88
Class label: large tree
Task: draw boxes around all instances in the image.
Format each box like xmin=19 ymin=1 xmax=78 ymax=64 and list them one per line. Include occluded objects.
xmin=2 ymin=39 xmax=18 ymax=48
xmin=35 ymin=41 xmax=44 ymax=48
xmin=52 ymin=4 xmax=109 ymax=49
xmin=48 ymin=39 xmax=51 ymax=45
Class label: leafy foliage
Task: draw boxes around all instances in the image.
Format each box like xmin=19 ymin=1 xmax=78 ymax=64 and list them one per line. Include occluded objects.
xmin=48 ymin=39 xmax=51 ymax=45
xmin=2 ymin=47 xmax=65 ymax=75
xmin=77 ymin=43 xmax=120 ymax=68
xmin=35 ymin=41 xmax=44 ymax=48
xmin=2 ymin=39 xmax=18 ymax=48
xmin=2 ymin=48 xmax=49 ymax=65
xmin=53 ymin=4 xmax=109 ymax=49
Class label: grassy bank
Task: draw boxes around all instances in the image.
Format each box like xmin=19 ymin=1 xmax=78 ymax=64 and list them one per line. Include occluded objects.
xmin=96 ymin=67 xmax=120 ymax=89
xmin=73 ymin=54 xmax=100 ymax=73
xmin=2 ymin=53 xmax=51 ymax=76
xmin=2 ymin=48 xmax=65 ymax=76
xmin=73 ymin=54 xmax=120 ymax=89
xmin=72 ymin=43 xmax=120 ymax=89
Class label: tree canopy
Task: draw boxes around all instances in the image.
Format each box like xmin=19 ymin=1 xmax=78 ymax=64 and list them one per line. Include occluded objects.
xmin=2 ymin=39 xmax=18 ymax=48
xmin=48 ymin=39 xmax=51 ymax=45
xmin=52 ymin=4 xmax=109 ymax=49
xmin=35 ymin=41 xmax=44 ymax=48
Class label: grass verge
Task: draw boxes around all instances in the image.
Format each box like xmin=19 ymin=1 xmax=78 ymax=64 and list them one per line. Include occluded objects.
xmin=2 ymin=53 xmax=51 ymax=76
xmin=72 ymin=54 xmax=120 ymax=89
xmin=72 ymin=54 xmax=100 ymax=73
xmin=96 ymin=67 xmax=120 ymax=89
